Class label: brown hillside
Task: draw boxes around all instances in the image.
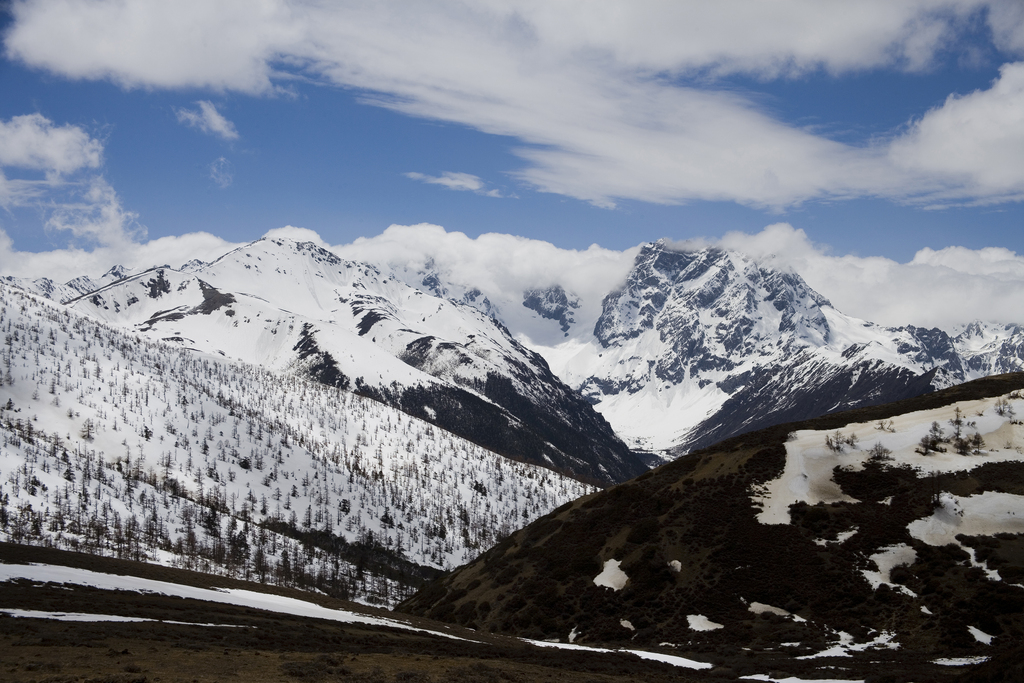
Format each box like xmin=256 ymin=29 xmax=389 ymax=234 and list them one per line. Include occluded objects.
xmin=400 ymin=373 xmax=1024 ymax=681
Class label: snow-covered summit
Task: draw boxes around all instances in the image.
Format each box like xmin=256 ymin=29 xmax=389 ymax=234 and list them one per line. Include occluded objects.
xmin=63 ymin=236 xmax=646 ymax=484
xmin=525 ymin=241 xmax=1024 ymax=454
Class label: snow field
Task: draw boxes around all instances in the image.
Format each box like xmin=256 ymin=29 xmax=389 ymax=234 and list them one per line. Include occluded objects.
xmin=0 ymin=561 xmax=721 ymax=671
xmin=753 ymin=394 xmax=1024 ymax=526
xmin=0 ymin=563 xmax=467 ymax=639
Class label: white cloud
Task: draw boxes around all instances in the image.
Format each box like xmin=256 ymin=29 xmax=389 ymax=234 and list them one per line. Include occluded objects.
xmin=44 ymin=176 xmax=144 ymax=247
xmin=4 ymin=0 xmax=300 ymax=93
xmin=889 ymin=61 xmax=1024 ymax=205
xmin=263 ymin=225 xmax=329 ymax=247
xmin=337 ymin=223 xmax=636 ymax=301
xmin=5 ymin=1 xmax=1022 ymax=210
xmin=0 ymin=113 xmax=155 ymax=266
xmin=405 ymin=171 xmax=504 ymax=197
xmin=0 ymin=170 xmax=46 ymax=208
xmin=209 ymin=157 xmax=234 ymax=188
xmin=0 ymin=226 xmax=239 ymax=282
xmin=175 ymin=101 xmax=240 ymax=141
xmin=712 ymin=223 xmax=1024 ymax=330
xmin=0 ymin=113 xmax=102 ymax=178
xmin=336 ymin=223 xmax=638 ymax=344
xmin=987 ymin=0 xmax=1024 ymax=54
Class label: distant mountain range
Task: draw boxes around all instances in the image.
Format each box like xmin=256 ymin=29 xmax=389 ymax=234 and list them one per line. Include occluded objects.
xmin=8 ymin=235 xmax=1024 ymax=471
xmin=549 ymin=241 xmax=1024 ymax=456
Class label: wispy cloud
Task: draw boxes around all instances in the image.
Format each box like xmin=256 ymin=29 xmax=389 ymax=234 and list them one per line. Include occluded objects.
xmin=405 ymin=171 xmax=504 ymax=197
xmin=6 ymin=2 xmax=1024 ymax=209
xmin=0 ymin=112 xmax=143 ymax=254
xmin=174 ymin=101 xmax=239 ymax=141
xmin=209 ymin=157 xmax=233 ymax=188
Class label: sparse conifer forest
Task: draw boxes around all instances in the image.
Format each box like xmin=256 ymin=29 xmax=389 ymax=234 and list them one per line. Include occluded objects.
xmin=0 ymin=283 xmax=591 ymax=605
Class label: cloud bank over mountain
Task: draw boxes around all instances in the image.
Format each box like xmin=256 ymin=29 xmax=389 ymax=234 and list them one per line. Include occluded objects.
xmin=4 ymin=220 xmax=1023 ymax=333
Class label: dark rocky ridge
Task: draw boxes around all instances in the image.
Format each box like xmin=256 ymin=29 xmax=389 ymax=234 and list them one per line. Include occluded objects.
xmin=670 ymin=354 xmax=940 ymax=455
xmin=522 ymin=284 xmax=580 ymax=335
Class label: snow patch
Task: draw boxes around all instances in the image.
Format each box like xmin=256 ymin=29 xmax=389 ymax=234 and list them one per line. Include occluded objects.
xmin=860 ymin=544 xmax=917 ymax=596
xmin=797 ymin=630 xmax=899 ymax=659
xmin=668 ymin=560 xmax=682 ymax=572
xmin=593 ymin=559 xmax=628 ymax=591
xmin=813 ymin=528 xmax=858 ymax=546
xmin=754 ymin=395 xmax=1024 ymax=526
xmin=0 ymin=608 xmax=247 ymax=627
xmin=908 ymin=491 xmax=1024 ymax=546
xmin=620 ymin=619 xmax=635 ymax=631
xmin=752 ymin=435 xmax=860 ymax=525
xmin=0 ymin=563 xmax=469 ymax=641
xmin=741 ymin=676 xmax=865 ymax=683
xmin=932 ymin=656 xmax=990 ymax=666
xmin=525 ymin=638 xmax=712 ymax=669
xmin=747 ymin=602 xmax=806 ymax=622
xmin=968 ymin=625 xmax=994 ymax=645
xmin=686 ymin=614 xmax=723 ymax=631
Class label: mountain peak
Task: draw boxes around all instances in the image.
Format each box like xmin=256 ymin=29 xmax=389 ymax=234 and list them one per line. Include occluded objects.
xmin=594 ymin=239 xmax=833 ymax=355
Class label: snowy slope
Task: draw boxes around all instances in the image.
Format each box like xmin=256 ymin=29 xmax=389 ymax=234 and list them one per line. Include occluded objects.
xmin=0 ymin=282 xmax=593 ymax=605
xmin=65 ymin=238 xmax=646 ymax=484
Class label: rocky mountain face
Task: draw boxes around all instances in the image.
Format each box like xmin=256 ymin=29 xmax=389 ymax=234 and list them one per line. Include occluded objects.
xmin=401 ymin=374 xmax=1024 ymax=681
xmin=528 ymin=241 xmax=1024 ymax=456
xmin=62 ymin=238 xmax=646 ymax=485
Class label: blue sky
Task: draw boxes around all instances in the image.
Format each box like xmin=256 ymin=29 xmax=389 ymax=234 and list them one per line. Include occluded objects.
xmin=1 ymin=1 xmax=1024 ymax=328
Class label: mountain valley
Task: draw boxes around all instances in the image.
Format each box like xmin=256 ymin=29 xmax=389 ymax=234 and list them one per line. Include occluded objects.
xmin=3 ymin=232 xmax=1024 ymax=680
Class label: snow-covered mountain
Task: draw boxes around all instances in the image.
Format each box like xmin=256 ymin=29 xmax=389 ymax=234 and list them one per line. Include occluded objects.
xmin=0 ymin=282 xmax=592 ymax=605
xmin=63 ymin=237 xmax=646 ymax=485
xmin=3 ymin=264 xmax=134 ymax=305
xmin=13 ymin=233 xmax=1024 ymax=466
xmin=515 ymin=242 xmax=1024 ymax=455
